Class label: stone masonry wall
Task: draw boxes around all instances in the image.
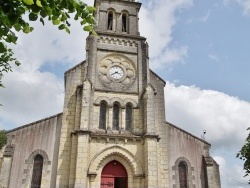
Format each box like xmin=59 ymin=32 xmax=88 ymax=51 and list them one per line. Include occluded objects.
xmin=6 ymin=114 xmax=62 ymax=188
xmin=56 ymin=62 xmax=85 ymax=187
xmin=167 ymin=123 xmax=209 ymax=188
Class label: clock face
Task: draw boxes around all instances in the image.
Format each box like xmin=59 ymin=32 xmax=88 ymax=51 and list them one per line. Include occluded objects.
xmin=109 ymin=66 xmax=124 ymax=79
xmin=98 ymin=54 xmax=136 ymax=90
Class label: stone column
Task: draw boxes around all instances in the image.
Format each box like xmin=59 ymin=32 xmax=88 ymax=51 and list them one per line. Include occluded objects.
xmin=121 ymin=107 xmax=126 ymax=131
xmin=108 ymin=106 xmax=113 ymax=131
xmin=80 ymin=79 xmax=92 ymax=130
xmin=143 ymin=85 xmax=156 ymax=134
xmin=74 ymin=133 xmax=90 ymax=187
xmin=144 ymin=137 xmax=158 ymax=188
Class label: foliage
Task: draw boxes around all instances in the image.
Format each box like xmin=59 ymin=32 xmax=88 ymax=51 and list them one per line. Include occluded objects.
xmin=237 ymin=127 xmax=250 ymax=183
xmin=0 ymin=0 xmax=96 ymax=87
xmin=0 ymin=130 xmax=7 ymax=150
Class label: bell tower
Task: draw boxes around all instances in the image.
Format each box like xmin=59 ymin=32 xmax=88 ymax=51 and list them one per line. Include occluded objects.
xmin=56 ymin=0 xmax=167 ymax=187
xmin=85 ymin=0 xmax=150 ymax=95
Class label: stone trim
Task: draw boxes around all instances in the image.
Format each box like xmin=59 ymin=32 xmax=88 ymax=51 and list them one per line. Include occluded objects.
xmin=94 ymin=96 xmax=111 ymax=106
xmin=110 ymin=97 xmax=124 ymax=106
xmin=88 ymin=145 xmax=143 ymax=176
xmin=22 ymin=149 xmax=51 ymax=188
xmin=3 ymin=145 xmax=14 ymax=157
xmin=167 ymin=121 xmax=211 ymax=146
xmin=95 ymin=31 xmax=145 ymax=40
xmin=7 ymin=113 xmax=63 ymax=133
xmin=143 ymin=134 xmax=161 ymax=142
xmin=172 ymin=157 xmax=195 ymax=188
xmin=94 ymin=96 xmax=138 ymax=108
xmin=71 ymin=130 xmax=91 ymax=137
xmin=3 ymin=134 xmax=15 ymax=157
xmin=98 ymin=36 xmax=138 ymax=47
xmin=123 ymin=98 xmax=138 ymax=108
xmin=203 ymin=156 xmax=214 ymax=166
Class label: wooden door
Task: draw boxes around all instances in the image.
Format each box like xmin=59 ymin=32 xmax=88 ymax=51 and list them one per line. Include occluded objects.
xmin=101 ymin=177 xmax=114 ymax=188
xmin=101 ymin=160 xmax=128 ymax=188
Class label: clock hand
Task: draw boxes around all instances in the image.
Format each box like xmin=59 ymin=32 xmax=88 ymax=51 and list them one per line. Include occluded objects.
xmin=111 ymin=71 xmax=118 ymax=75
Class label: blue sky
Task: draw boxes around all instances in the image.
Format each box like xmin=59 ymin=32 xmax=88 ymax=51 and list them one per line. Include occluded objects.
xmin=0 ymin=0 xmax=250 ymax=187
xmin=166 ymin=0 xmax=250 ymax=102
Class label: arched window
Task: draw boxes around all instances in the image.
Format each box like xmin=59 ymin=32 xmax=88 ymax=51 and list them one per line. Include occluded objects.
xmin=125 ymin=104 xmax=132 ymax=130
xmin=31 ymin=155 xmax=43 ymax=188
xmin=108 ymin=12 xmax=113 ymax=30
xmin=113 ymin=103 xmax=119 ymax=130
xmin=178 ymin=161 xmax=188 ymax=188
xmin=99 ymin=101 xmax=107 ymax=129
xmin=122 ymin=13 xmax=128 ymax=32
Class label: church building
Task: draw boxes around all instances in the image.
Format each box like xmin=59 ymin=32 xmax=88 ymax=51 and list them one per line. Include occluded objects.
xmin=0 ymin=0 xmax=221 ymax=187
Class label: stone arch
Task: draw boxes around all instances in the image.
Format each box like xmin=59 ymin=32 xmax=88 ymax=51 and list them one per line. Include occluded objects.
xmin=27 ymin=149 xmax=49 ymax=163
xmin=124 ymin=98 xmax=138 ymax=108
xmin=111 ymin=97 xmax=124 ymax=107
xmin=95 ymin=96 xmax=111 ymax=106
xmin=88 ymin=145 xmax=143 ymax=176
xmin=121 ymin=10 xmax=129 ymax=33
xmin=107 ymin=8 xmax=116 ymax=31
xmin=172 ymin=157 xmax=195 ymax=188
xmin=22 ymin=149 xmax=51 ymax=187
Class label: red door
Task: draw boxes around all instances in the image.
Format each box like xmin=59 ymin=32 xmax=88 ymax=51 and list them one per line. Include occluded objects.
xmin=101 ymin=160 xmax=128 ymax=188
xmin=101 ymin=177 xmax=114 ymax=188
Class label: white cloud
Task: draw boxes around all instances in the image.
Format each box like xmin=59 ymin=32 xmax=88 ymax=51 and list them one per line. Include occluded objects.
xmin=165 ymin=81 xmax=250 ymax=150
xmin=208 ymin=54 xmax=220 ymax=62
xmin=0 ymin=70 xmax=64 ymax=130
xmin=164 ymin=82 xmax=250 ymax=187
xmin=139 ymin=0 xmax=193 ymax=69
xmin=0 ymin=4 xmax=92 ymax=129
xmin=223 ymin=0 xmax=231 ymax=6
xmin=237 ymin=0 xmax=250 ymax=15
xmin=0 ymin=1 xmax=249 ymax=187
xmin=151 ymin=46 xmax=188 ymax=69
xmin=215 ymin=155 xmax=249 ymax=188
xmin=225 ymin=0 xmax=250 ymax=15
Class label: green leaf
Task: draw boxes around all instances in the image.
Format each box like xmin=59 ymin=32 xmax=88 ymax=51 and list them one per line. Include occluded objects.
xmin=52 ymin=19 xmax=60 ymax=25
xmin=66 ymin=21 xmax=70 ymax=27
xmin=23 ymin=0 xmax=34 ymax=5
xmin=86 ymin=16 xmax=93 ymax=24
xmin=40 ymin=18 xmax=45 ymax=25
xmin=0 ymin=43 xmax=7 ymax=53
xmin=36 ymin=0 xmax=43 ymax=7
xmin=45 ymin=7 xmax=53 ymax=16
xmin=14 ymin=24 xmax=21 ymax=32
xmin=80 ymin=19 xmax=87 ymax=25
xmin=86 ymin=6 xmax=95 ymax=13
xmin=6 ymin=35 xmax=18 ymax=44
xmin=23 ymin=26 xmax=31 ymax=34
xmin=65 ymin=27 xmax=70 ymax=34
xmin=58 ymin=24 xmax=65 ymax=30
xmin=30 ymin=4 xmax=41 ymax=13
xmin=84 ymin=25 xmax=91 ymax=31
xmin=91 ymin=29 xmax=97 ymax=36
xmin=61 ymin=13 xmax=67 ymax=21
xmin=29 ymin=12 xmax=38 ymax=21
xmin=73 ymin=2 xmax=78 ymax=9
xmin=40 ymin=9 xmax=47 ymax=17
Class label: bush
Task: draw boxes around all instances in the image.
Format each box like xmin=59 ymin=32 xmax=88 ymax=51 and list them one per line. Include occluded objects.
xmin=0 ymin=130 xmax=7 ymax=150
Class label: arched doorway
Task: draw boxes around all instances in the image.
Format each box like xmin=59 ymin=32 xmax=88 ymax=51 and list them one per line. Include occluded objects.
xmin=101 ymin=160 xmax=128 ymax=188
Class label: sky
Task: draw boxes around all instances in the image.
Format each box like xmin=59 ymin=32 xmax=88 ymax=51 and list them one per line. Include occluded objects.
xmin=0 ymin=0 xmax=250 ymax=187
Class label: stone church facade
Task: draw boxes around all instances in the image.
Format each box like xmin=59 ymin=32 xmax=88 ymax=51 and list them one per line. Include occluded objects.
xmin=0 ymin=0 xmax=221 ymax=187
